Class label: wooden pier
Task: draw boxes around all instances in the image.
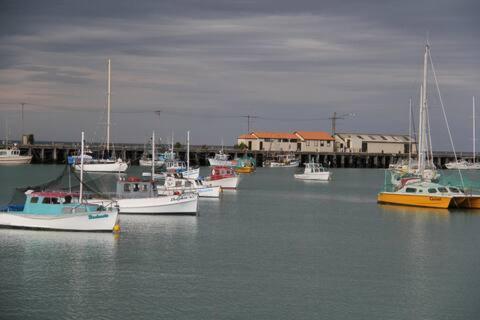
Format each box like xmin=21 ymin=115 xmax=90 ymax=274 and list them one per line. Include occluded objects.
xmin=15 ymin=142 xmax=471 ymax=169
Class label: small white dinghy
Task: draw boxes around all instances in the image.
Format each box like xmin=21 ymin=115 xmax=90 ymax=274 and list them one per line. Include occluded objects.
xmin=294 ymin=162 xmax=331 ymax=181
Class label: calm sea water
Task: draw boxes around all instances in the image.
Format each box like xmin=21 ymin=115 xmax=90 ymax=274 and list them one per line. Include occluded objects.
xmin=1 ymin=165 xmax=480 ymax=319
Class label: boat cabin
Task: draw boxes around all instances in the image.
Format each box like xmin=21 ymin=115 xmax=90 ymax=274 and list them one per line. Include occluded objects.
xmin=211 ymin=166 xmax=236 ymax=180
xmin=19 ymin=191 xmax=102 ymax=215
xmin=303 ymin=162 xmax=328 ymax=174
xmin=117 ymin=177 xmax=158 ymax=198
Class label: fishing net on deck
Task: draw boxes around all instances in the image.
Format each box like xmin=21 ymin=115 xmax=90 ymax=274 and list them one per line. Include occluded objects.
xmin=8 ymin=165 xmax=121 ymax=205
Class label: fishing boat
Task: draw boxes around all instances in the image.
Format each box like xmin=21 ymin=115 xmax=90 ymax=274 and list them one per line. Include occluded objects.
xmin=208 ymin=140 xmax=235 ymax=166
xmin=0 ymin=144 xmax=32 ymax=165
xmin=378 ymin=44 xmax=476 ymax=209
xmin=234 ymin=156 xmax=256 ymax=174
xmin=73 ymin=59 xmax=128 ymax=173
xmin=208 ymin=151 xmax=234 ymax=167
xmin=0 ymin=132 xmax=119 ymax=231
xmin=0 ymin=191 xmax=119 ymax=231
xmin=264 ymin=154 xmax=300 ymax=168
xmin=203 ymin=166 xmax=240 ymax=190
xmin=294 ymin=162 xmax=331 ymax=180
xmin=93 ymin=132 xmax=199 ymax=214
xmin=99 ymin=177 xmax=199 ymax=214
xmin=159 ymin=173 xmax=221 ymax=198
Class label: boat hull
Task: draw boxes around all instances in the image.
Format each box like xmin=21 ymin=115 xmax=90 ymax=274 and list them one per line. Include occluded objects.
xmin=377 ymin=192 xmax=466 ymax=209
xmin=139 ymin=159 xmax=164 ymax=167
xmin=235 ymin=167 xmax=255 ymax=174
xmin=93 ymin=194 xmax=199 ymax=215
xmin=205 ymin=176 xmax=240 ymax=190
xmin=294 ymin=172 xmax=331 ymax=181
xmin=266 ymin=161 xmax=300 ymax=168
xmin=208 ymin=159 xmax=234 ymax=166
xmin=0 ymin=210 xmax=119 ymax=231
xmin=0 ymin=155 xmax=32 ymax=165
xmin=74 ymin=161 xmax=128 ymax=173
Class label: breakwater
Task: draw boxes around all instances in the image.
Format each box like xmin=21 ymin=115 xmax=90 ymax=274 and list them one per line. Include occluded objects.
xmin=16 ymin=142 xmax=470 ymax=168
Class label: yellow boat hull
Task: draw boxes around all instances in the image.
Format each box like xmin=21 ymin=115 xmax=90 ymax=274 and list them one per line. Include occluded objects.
xmin=377 ymin=192 xmax=466 ymax=209
xmin=459 ymin=196 xmax=480 ymax=209
xmin=235 ymin=166 xmax=255 ymax=174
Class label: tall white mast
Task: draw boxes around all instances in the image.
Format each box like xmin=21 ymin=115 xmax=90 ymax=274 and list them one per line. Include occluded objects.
xmin=409 ymin=98 xmax=412 ymax=167
xmin=187 ymin=131 xmax=190 ymax=172
xmin=152 ymin=131 xmax=155 ymax=180
xmin=474 ymin=96 xmax=476 ymax=163
xmin=106 ymin=58 xmax=111 ymax=154
xmin=418 ymin=44 xmax=429 ymax=174
xmin=171 ymin=131 xmax=174 ymax=158
xmin=80 ymin=131 xmax=85 ymax=203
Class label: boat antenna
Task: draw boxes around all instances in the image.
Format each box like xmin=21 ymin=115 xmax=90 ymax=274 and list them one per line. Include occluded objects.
xmin=409 ymin=98 xmax=412 ymax=168
xmin=80 ymin=131 xmax=85 ymax=203
xmin=152 ymin=130 xmax=155 ymax=185
xmin=474 ymin=96 xmax=476 ymax=163
xmin=187 ymin=131 xmax=190 ymax=172
xmin=106 ymin=58 xmax=111 ymax=156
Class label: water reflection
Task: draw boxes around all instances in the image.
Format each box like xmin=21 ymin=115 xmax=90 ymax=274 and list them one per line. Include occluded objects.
xmin=378 ymin=204 xmax=450 ymax=218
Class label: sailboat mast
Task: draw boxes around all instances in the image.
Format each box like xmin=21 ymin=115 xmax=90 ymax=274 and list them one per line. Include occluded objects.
xmin=106 ymin=58 xmax=111 ymax=154
xmin=187 ymin=131 xmax=190 ymax=172
xmin=152 ymin=131 xmax=155 ymax=180
xmin=474 ymin=96 xmax=476 ymax=163
xmin=418 ymin=44 xmax=429 ymax=174
xmin=80 ymin=131 xmax=85 ymax=203
xmin=409 ymin=98 xmax=412 ymax=167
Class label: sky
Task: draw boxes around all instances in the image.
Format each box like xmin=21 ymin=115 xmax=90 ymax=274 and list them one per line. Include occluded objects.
xmin=1 ymin=0 xmax=479 ymax=150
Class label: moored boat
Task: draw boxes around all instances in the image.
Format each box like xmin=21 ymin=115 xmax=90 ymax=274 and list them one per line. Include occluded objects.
xmin=0 ymin=145 xmax=32 ymax=165
xmin=294 ymin=162 xmax=331 ymax=180
xmin=158 ymin=174 xmax=221 ymax=198
xmin=204 ymin=166 xmax=240 ymax=190
xmin=0 ymin=191 xmax=119 ymax=231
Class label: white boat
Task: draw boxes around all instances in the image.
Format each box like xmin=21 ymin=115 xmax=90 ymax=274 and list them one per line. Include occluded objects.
xmin=158 ymin=174 xmax=221 ymax=198
xmin=73 ymin=59 xmax=129 ymax=173
xmin=264 ymin=154 xmax=300 ymax=168
xmin=93 ymin=132 xmax=199 ymax=215
xmin=0 ymin=191 xmax=119 ymax=231
xmin=203 ymin=166 xmax=240 ymax=190
xmin=445 ymin=159 xmax=480 ymax=170
xmin=445 ymin=96 xmax=480 ymax=169
xmin=74 ymin=158 xmax=128 ymax=172
xmin=294 ymin=162 xmax=331 ymax=180
xmin=91 ymin=176 xmax=199 ymax=215
xmin=208 ymin=151 xmax=234 ymax=167
xmin=0 ymin=145 xmax=32 ymax=165
xmin=0 ymin=132 xmax=120 ymax=232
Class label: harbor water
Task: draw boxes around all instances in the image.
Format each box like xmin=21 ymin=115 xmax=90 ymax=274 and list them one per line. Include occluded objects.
xmin=1 ymin=165 xmax=480 ymax=319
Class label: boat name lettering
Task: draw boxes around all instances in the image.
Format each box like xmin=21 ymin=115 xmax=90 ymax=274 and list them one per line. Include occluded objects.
xmin=88 ymin=214 xmax=109 ymax=220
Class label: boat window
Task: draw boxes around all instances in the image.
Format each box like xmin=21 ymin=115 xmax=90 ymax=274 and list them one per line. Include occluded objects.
xmin=142 ymin=184 xmax=149 ymax=191
xmin=405 ymin=188 xmax=416 ymax=193
xmin=449 ymin=187 xmax=460 ymax=193
xmin=438 ymin=187 xmax=448 ymax=193
xmin=42 ymin=197 xmax=52 ymax=204
xmin=0 ymin=151 xmax=6 ymax=156
xmin=51 ymin=198 xmax=59 ymax=204
xmin=30 ymin=197 xmax=39 ymax=203
xmin=123 ymin=183 xmax=131 ymax=192
xmin=133 ymin=184 xmax=140 ymax=192
xmin=428 ymin=188 xmax=437 ymax=193
xmin=175 ymin=181 xmax=182 ymax=187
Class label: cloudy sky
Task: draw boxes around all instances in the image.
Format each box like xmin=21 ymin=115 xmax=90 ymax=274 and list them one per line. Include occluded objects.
xmin=1 ymin=0 xmax=479 ymax=150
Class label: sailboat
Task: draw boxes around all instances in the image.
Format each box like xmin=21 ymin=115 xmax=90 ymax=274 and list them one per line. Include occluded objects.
xmin=445 ymin=96 xmax=480 ymax=169
xmin=378 ymin=44 xmax=472 ymax=209
xmin=73 ymin=59 xmax=128 ymax=173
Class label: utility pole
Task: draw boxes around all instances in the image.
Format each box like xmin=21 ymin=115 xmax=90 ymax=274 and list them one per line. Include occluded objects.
xmin=241 ymin=115 xmax=258 ymax=132
xmin=329 ymin=112 xmax=355 ymax=135
xmin=20 ymin=102 xmax=26 ymax=137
